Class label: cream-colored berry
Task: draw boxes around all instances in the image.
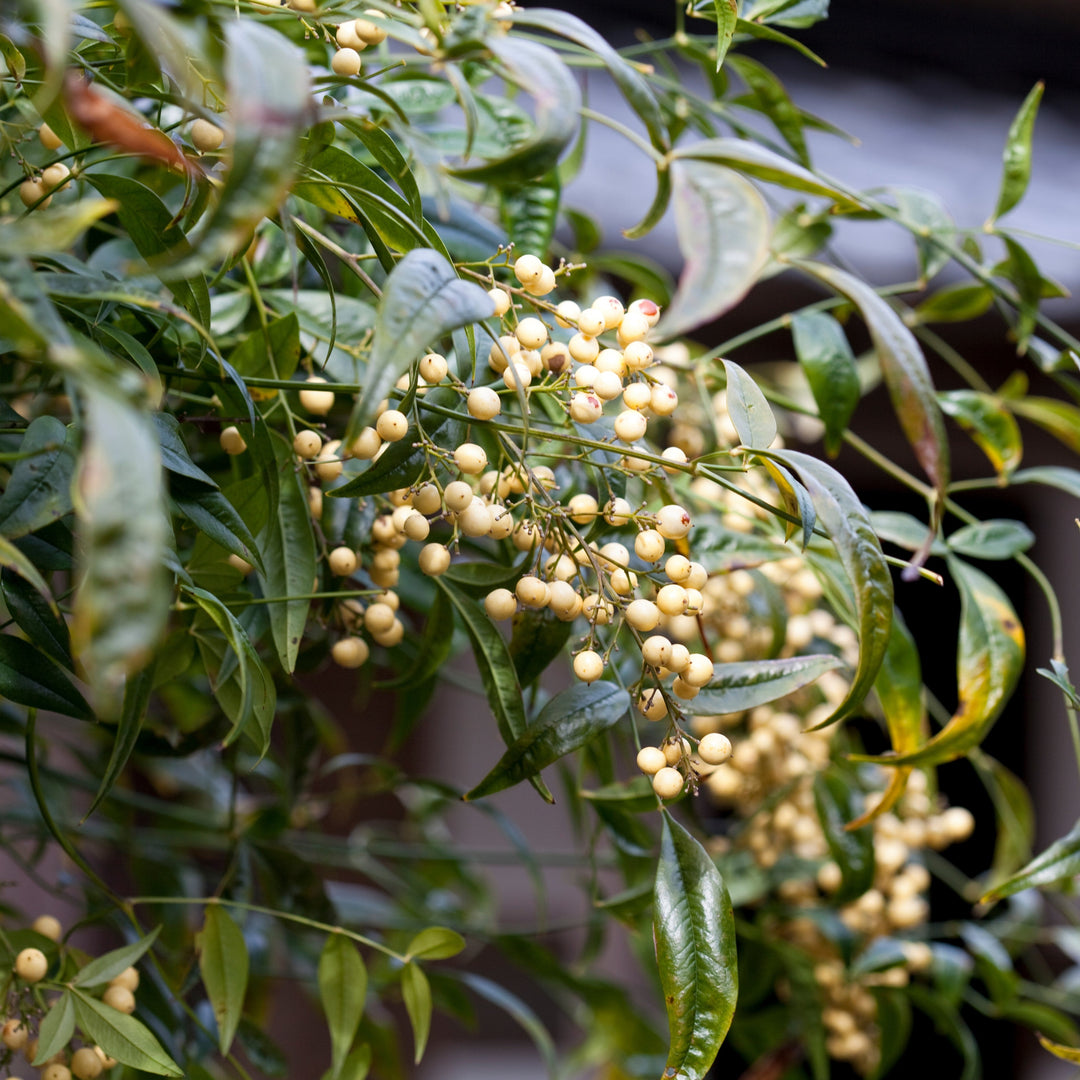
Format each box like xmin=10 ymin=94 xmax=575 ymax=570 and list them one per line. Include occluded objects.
xmin=641 ymin=635 xmax=672 ymax=668
xmin=943 ymin=806 xmax=975 ymax=842
xmin=332 ymin=637 xmax=370 ymax=669
xmin=364 ymin=603 xmax=396 ymax=635
xmin=698 ymin=732 xmax=732 ymax=765
xmin=661 ymin=446 xmax=688 ymax=473
xmin=190 ymin=118 xmax=224 ymax=153
xmin=350 ymin=426 xmax=382 ymax=459
xmin=514 ymin=317 xmax=547 ymax=350
xmin=293 ymin=430 xmax=322 ymax=459
xmin=31 ymin=914 xmax=62 ymax=942
xmin=18 ymin=177 xmax=51 ymax=210
xmin=569 ymin=391 xmax=603 ymax=424
xmin=103 ymin=985 xmax=135 ymax=1014
xmin=592 ymin=295 xmax=625 ymax=330
xmin=634 ymin=529 xmax=665 ymax=562
xmin=39 ymin=122 xmax=62 ymax=150
xmin=70 ymin=1047 xmax=103 ymax=1080
xmin=685 ymin=562 xmax=709 ymax=590
xmin=548 ymin=581 xmax=582 ymax=620
xmin=652 ymin=767 xmax=684 ymax=800
xmin=443 ymin=480 xmax=473 ymax=512
xmin=574 ymin=364 xmax=599 ymax=389
xmin=577 ymin=308 xmax=606 ymax=337
xmin=609 ymin=569 xmax=638 ymax=596
xmin=604 ymin=497 xmax=633 ymax=526
xmin=484 ymin=588 xmax=517 ymax=620
xmin=516 ymin=575 xmax=550 ymax=609
xmin=568 ymin=334 xmax=599 ymax=364
xmin=651 ymin=384 xmax=679 ymax=415
xmin=524 ymin=266 xmax=556 ymax=296
xmin=314 ymin=440 xmax=343 ymax=483
xmin=684 ymin=654 xmax=714 ymax=687
xmin=625 ymin=598 xmax=661 ymax=632
xmin=219 ymin=425 xmax=247 ymax=455
xmin=42 ymin=162 xmax=71 ymax=191
xmin=503 ymin=361 xmax=532 ymax=391
xmin=573 ymin=649 xmax=604 ymax=683
xmin=43 ymin=1067 xmax=73 ymax=1080
xmin=667 ymin=643 xmax=690 ymax=674
xmin=513 ymin=254 xmax=544 ymax=285
xmin=335 ymin=20 xmax=366 ymax=48
xmin=488 ymin=286 xmax=512 ymax=317
xmin=354 ymin=10 xmax=388 ymax=44
xmin=327 ymin=547 xmax=358 ymax=577
xmin=14 ymin=948 xmax=47 ymax=983
xmin=582 ymin=593 xmax=613 ymax=625
xmin=299 ymin=376 xmax=335 ymax=415
xmin=665 ymin=554 xmax=692 ymax=582
xmin=541 ymin=341 xmax=569 ymax=373
xmin=413 ymin=483 xmax=441 ymax=516
xmin=616 ymin=310 xmax=650 ymax=345
xmin=656 ymin=584 xmax=687 ymax=616
xmin=637 ymin=746 xmax=668 ymax=776
xmin=593 ymin=371 xmax=623 ymax=401
xmin=623 ymin=340 xmax=655 ymax=370
xmin=655 ymin=504 xmax=692 ymax=540
xmin=555 ymin=300 xmax=581 ymax=328
xmin=331 ymin=47 xmax=363 ymax=76
xmin=672 ymin=676 xmax=699 ymax=701
xmin=418 ymin=544 xmax=451 ymax=577
xmin=419 ymin=353 xmax=448 ymax=383
xmin=614 ymin=409 xmax=648 ymax=443
xmin=622 ymin=382 xmax=652 ymax=411
xmin=458 ymin=498 xmax=493 ymax=537
xmin=628 ymin=297 xmax=661 ymax=327
xmin=376 ymin=409 xmax=408 ymax=442
xmin=402 ymin=512 xmax=430 ymax=541
xmin=637 ymin=689 xmax=666 ymax=722
xmin=2 ymin=1018 xmax=27 ymax=1050
xmin=464 ymin=387 xmax=499 ymax=422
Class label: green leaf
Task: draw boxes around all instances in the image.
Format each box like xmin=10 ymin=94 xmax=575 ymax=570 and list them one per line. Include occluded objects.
xmin=1011 ymin=466 xmax=1080 ymax=500
xmin=914 ymin=283 xmax=994 ymax=325
xmin=72 ymin=927 xmax=160 ymax=988
xmin=198 ymin=905 xmax=249 ymax=1055
xmin=499 ymin=172 xmax=561 ymax=258
xmin=656 ymin=161 xmax=770 ymax=341
xmin=72 ymin=388 xmax=169 ymax=706
xmin=728 ymin=55 xmax=809 ymax=165
xmin=814 ymin=767 xmax=875 ymax=902
xmin=938 ymin=390 xmax=1023 ymax=478
xmin=435 ymin=577 xmax=550 ymax=802
xmin=1009 ymin=395 xmax=1080 ymax=454
xmin=683 ymin=654 xmax=843 ymax=716
xmin=509 ymin=607 xmax=573 ymax=689
xmin=654 ymin=813 xmax=738 ymax=1078
xmin=84 ymin=662 xmax=156 ymax=820
xmin=908 ymin=986 xmax=979 ymax=1080
xmin=87 ymin=174 xmax=210 ymax=326
xmin=0 ymin=415 xmax=74 ymax=539
xmin=325 ymin=1045 xmax=372 ymax=1080
xmin=790 ymin=311 xmax=860 ymax=456
xmin=893 ymin=187 xmax=954 ymax=285
xmin=448 ymin=37 xmax=580 ymax=185
xmin=405 ymin=927 xmax=466 ymax=961
xmin=256 ymin=437 xmax=317 ymax=673
xmin=764 ymin=450 xmax=893 ymax=726
xmin=859 ymin=558 xmax=1024 ymax=766
xmin=71 ymin=988 xmax=182 ymax=1076
xmin=721 ymin=359 xmax=777 ymax=449
xmin=582 ymin=776 xmax=659 ymax=814
xmin=347 ymin=250 xmax=493 ymax=440
xmin=977 ymin=754 xmax=1034 ymax=889
xmin=947 ymin=519 xmax=1034 ymax=560
xmin=0 ymin=197 xmax=117 ymax=256
xmin=991 ymin=81 xmax=1044 ymax=223
xmin=0 ymin=634 xmax=91 ymax=720
xmin=33 ymin=990 xmax=75 ymax=1066
xmin=982 ymin=817 xmax=1080 ymax=904
xmin=400 ymin=962 xmax=432 ymax=1065
xmin=227 ymin=313 xmax=302 ymax=384
xmin=714 ymin=0 xmax=738 ymax=69
xmin=173 ymin=482 xmax=265 ymax=573
xmin=672 ymin=138 xmax=857 ymax=206
xmin=319 ymin=934 xmax=367 ymax=1080
xmin=378 ymin=584 xmax=455 ymax=690
xmin=1 ymin=566 xmax=70 ymax=667
xmin=793 ymin=261 xmax=950 ymax=504
xmin=465 ymin=682 xmax=630 ymax=801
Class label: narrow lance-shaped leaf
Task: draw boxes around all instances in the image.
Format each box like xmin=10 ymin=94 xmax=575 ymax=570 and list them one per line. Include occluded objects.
xmin=764 ymin=450 xmax=894 ymax=727
xmin=1037 ymin=1034 xmax=1080 ymax=1066
xmin=714 ymin=0 xmax=738 ymax=69
xmin=198 ymin=905 xmax=249 ymax=1055
xmin=33 ymin=991 xmax=75 ymax=1066
xmin=792 ymin=261 xmax=950 ymax=517
xmin=858 ymin=558 xmax=1024 ymax=767
xmin=991 ymin=81 xmax=1044 ymax=223
xmin=683 ymin=654 xmax=843 ymax=716
xmin=405 ymin=927 xmax=466 ymax=962
xmin=0 ymin=415 xmax=75 ymax=539
xmin=401 ymin=962 xmax=432 ymax=1065
xmin=0 ymin=632 xmax=92 ymax=721
xmin=721 ymin=358 xmax=777 ymax=450
xmin=790 ymin=311 xmax=860 ymax=456
xmin=981 ymin=817 xmax=1080 ymax=905
xmin=71 ymin=989 xmax=183 ymax=1076
xmin=654 ymin=812 xmax=738 ymax=1078
xmin=347 ymin=250 xmax=494 ymax=441
xmin=938 ymin=390 xmax=1023 ymax=479
xmin=0 ymin=565 xmax=70 ymax=667
xmin=847 ymin=610 xmax=924 ymax=829
xmin=656 ymin=161 xmax=770 ymax=341
xmin=318 ymin=934 xmax=367 ymax=1080
xmin=814 ymin=768 xmax=875 ymax=901
xmin=465 ymin=682 xmax=630 ymax=801
xmin=72 ymin=927 xmax=160 ymax=988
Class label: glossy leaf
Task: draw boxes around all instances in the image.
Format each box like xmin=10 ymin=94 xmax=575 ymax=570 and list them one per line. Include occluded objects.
xmin=760 ymin=459 xmax=815 ymax=548
xmin=728 ymin=55 xmax=809 ymax=165
xmin=947 ymin=519 xmax=1034 ymax=560
xmin=1011 ymin=466 xmax=1080 ymax=500
xmin=227 ymin=313 xmax=302 ymax=384
xmin=982 ymin=817 xmax=1080 ymax=904
xmin=713 ymin=0 xmax=738 ymax=68
xmin=84 ymin=662 xmax=155 ymax=820
xmin=499 ymin=172 xmax=561 ymax=258
xmin=991 ymin=81 xmax=1044 ymax=223
xmin=814 ymin=768 xmax=875 ymax=902
xmin=379 ymin=585 xmax=455 ymax=690
xmin=914 ymin=283 xmax=994 ymax=325
xmin=436 ymin=578 xmax=551 ymax=802
xmin=198 ymin=905 xmax=249 ymax=1055
xmin=0 ymin=415 xmax=74 ymax=539
xmin=683 ymin=654 xmax=843 ymax=716
xmin=256 ymin=437 xmax=317 ymax=673
xmin=793 ymin=261 xmax=950 ymax=503
xmin=1037 ymin=1034 xmax=1080 ymax=1064
xmin=979 ymin=754 xmax=1034 ymax=888
xmin=938 ymin=390 xmax=1023 ymax=478
xmin=1 ymin=566 xmax=70 ymax=667
xmin=509 ymin=607 xmax=573 ymax=689
xmin=861 ymin=558 xmax=1024 ymax=766
xmin=449 ymin=37 xmax=580 ymax=185
xmin=654 ymin=813 xmax=738 ymax=1078
xmin=1009 ymin=395 xmax=1080 ymax=454
xmin=894 ymin=187 xmax=953 ymax=285
xmin=464 ymin=682 xmax=629 ymax=800
xmin=790 ymin=311 xmax=860 ymax=455
xmin=656 ymin=161 xmax=770 ymax=341
xmin=721 ymin=359 xmax=777 ymax=449
xmin=173 ymin=483 xmax=265 ymax=573
xmin=401 ymin=962 xmax=432 ymax=1065
xmin=766 ymin=450 xmax=893 ymax=726
xmin=0 ymin=634 xmax=91 ymax=720
xmin=319 ymin=934 xmax=367 ymax=1080
xmin=405 ymin=927 xmax=466 ymax=962
xmin=72 ymin=927 xmax=160 ymax=988
xmin=347 ymin=250 xmax=493 ymax=439
xmin=71 ymin=989 xmax=182 ymax=1076
xmin=734 ymin=18 xmax=827 ymax=65
xmin=34 ymin=991 xmax=75 ymax=1065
